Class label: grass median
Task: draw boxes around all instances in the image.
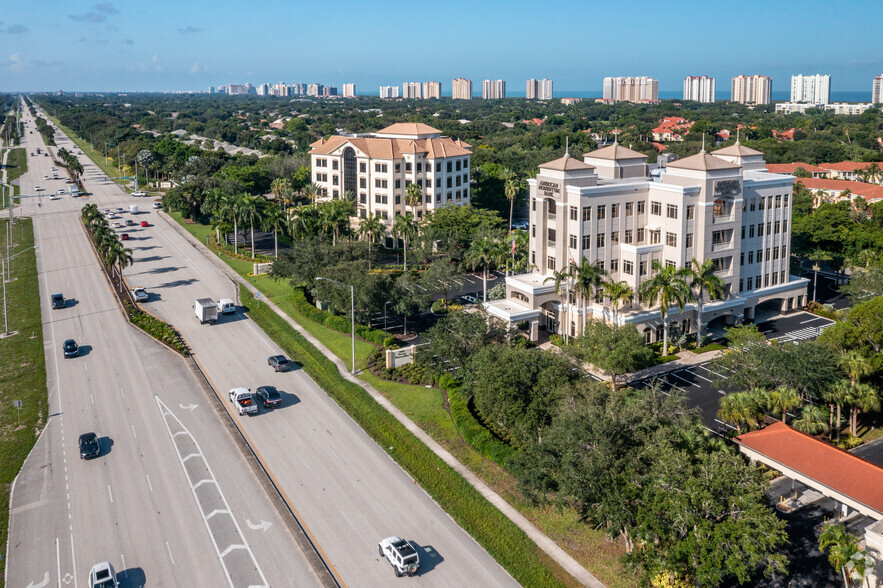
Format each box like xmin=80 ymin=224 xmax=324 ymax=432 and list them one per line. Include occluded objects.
xmin=0 ymin=218 xmax=49 ymax=588
xmin=240 ymin=284 xmax=576 ymax=587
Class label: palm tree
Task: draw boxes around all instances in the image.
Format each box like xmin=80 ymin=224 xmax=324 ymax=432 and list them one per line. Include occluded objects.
xmin=570 ymin=258 xmax=606 ymax=334
xmin=600 ymin=279 xmax=633 ymax=329
xmin=261 ymin=203 xmax=288 ymax=258
xmin=106 ymin=240 xmax=134 ymax=282
xmin=322 ymin=199 xmax=353 ymax=245
xmin=819 ymin=524 xmax=861 ymax=588
xmin=201 ymin=187 xmax=226 ymax=219
xmin=303 ymin=182 xmax=321 ymax=205
xmin=358 ymin=216 xmax=385 ymax=269
xmin=544 ymin=267 xmax=574 ymax=341
xmin=270 ymin=178 xmax=292 ymax=209
xmin=792 ymin=403 xmax=829 ymax=436
xmin=638 ymin=260 xmax=691 ymax=354
xmin=764 ymin=386 xmax=801 ymax=424
xmin=218 ymin=193 xmax=241 ymax=253
xmin=404 ymin=182 xmax=422 ymax=213
xmin=809 ymin=249 xmax=833 ymax=302
xmin=391 ymin=214 xmax=418 ymax=271
xmin=718 ymin=391 xmax=763 ymax=435
xmin=866 ymin=162 xmax=881 ymax=184
xmin=829 ymin=380 xmax=853 ymax=441
xmin=846 ymin=382 xmax=879 ymax=437
xmin=503 ymin=169 xmax=520 ymax=233
xmin=238 ymin=194 xmax=262 ymax=258
xmin=687 ymin=257 xmax=725 ymax=346
xmin=466 ymin=236 xmax=503 ymax=303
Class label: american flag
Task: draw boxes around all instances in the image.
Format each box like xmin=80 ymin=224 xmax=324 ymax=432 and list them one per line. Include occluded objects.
xmin=511 ymin=239 xmax=516 ymax=254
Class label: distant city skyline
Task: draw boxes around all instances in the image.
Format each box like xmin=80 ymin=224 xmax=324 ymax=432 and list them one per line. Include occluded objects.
xmin=0 ymin=0 xmax=880 ymax=92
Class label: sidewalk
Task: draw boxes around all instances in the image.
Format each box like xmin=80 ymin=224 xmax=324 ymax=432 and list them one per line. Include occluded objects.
xmin=161 ymin=214 xmax=605 ymax=588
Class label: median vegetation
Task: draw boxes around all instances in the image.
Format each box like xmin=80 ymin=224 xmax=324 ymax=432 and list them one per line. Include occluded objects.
xmin=239 ymin=284 xmax=574 ymax=588
xmin=0 ymin=218 xmax=49 ymax=588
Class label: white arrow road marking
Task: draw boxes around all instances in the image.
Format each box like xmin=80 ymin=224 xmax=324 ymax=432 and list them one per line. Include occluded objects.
xmin=246 ymin=519 xmax=273 ymax=532
xmin=178 ymin=403 xmax=198 ymax=411
xmin=26 ymin=571 xmax=49 ymax=588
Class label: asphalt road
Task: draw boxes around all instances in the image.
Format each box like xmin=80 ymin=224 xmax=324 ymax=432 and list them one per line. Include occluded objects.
xmin=19 ymin=106 xmax=518 ymax=586
xmin=7 ymin=105 xmax=319 ymax=588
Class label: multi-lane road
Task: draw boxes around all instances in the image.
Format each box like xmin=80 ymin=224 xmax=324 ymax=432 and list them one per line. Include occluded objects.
xmin=7 ymin=102 xmax=518 ymax=586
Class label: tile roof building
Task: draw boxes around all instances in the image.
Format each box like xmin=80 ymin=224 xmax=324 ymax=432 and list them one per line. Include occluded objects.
xmin=794 ymin=178 xmax=883 ymax=205
xmin=484 ymin=141 xmax=807 ymax=342
xmin=309 ymin=123 xmax=472 ymax=227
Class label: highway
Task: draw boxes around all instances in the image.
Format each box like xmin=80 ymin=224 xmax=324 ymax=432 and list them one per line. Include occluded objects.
xmin=10 ymin=102 xmax=519 ymax=586
xmin=6 ymin=102 xmax=320 ymax=588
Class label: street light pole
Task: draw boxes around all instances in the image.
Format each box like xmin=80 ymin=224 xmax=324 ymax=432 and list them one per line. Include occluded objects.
xmin=2 ymin=245 xmax=37 ymax=336
xmin=315 ymin=277 xmax=356 ymax=374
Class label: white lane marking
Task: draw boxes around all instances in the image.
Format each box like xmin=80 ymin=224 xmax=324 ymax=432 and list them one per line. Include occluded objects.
xmin=90 ymin=394 xmax=94 ymax=405
xmin=26 ymin=571 xmax=49 ymax=588
xmin=166 ymin=541 xmax=175 ymax=565
xmin=120 ymin=554 xmax=127 ymax=578
xmin=146 ymin=474 xmax=153 ymax=493
xmin=56 ymin=537 xmax=61 ymax=588
xmin=70 ymin=533 xmax=78 ymax=588
xmin=681 ymin=368 xmax=712 ymax=383
xmin=206 ymin=509 xmax=231 ymax=520
xmin=131 ymin=425 xmax=137 ymax=439
xmin=83 ymin=364 xmax=87 ymax=372
xmin=179 ymin=403 xmax=198 ymax=411
xmin=697 ymin=364 xmax=728 ymax=379
xmin=107 ymin=485 xmax=113 ymax=503
xmin=241 ymin=318 xmax=277 ymax=352
xmin=246 ymin=519 xmax=272 ymax=532
xmin=669 ymin=372 xmax=701 ymax=387
xmin=155 ymin=396 xmax=268 ymax=588
xmin=120 ymin=387 xmax=126 ymax=400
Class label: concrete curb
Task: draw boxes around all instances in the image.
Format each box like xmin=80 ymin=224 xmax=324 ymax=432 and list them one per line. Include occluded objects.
xmin=160 ymin=212 xmax=606 ymax=588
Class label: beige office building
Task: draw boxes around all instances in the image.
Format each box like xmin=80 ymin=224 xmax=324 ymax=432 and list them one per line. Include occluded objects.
xmin=683 ymin=75 xmax=716 ymax=103
xmin=452 ymin=78 xmax=472 ymax=100
xmin=309 ymin=123 xmax=472 ymax=228
xmin=342 ymin=83 xmax=356 ymax=98
xmin=731 ymin=75 xmax=772 ymax=105
xmin=403 ymin=82 xmax=422 ymax=99
xmin=485 ymin=143 xmax=808 ymax=342
xmin=423 ymin=81 xmax=441 ymax=99
xmin=602 ymin=76 xmax=659 ymax=103
xmin=873 ymin=74 xmax=883 ymax=105
xmin=482 ymin=79 xmax=506 ymax=99
xmin=527 ymin=78 xmax=553 ymax=100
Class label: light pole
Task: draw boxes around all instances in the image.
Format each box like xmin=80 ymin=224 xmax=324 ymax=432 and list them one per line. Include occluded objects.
xmin=315 ymin=276 xmax=356 ymax=374
xmin=2 ymin=245 xmax=37 ymax=336
xmin=384 ymin=300 xmax=392 ymax=333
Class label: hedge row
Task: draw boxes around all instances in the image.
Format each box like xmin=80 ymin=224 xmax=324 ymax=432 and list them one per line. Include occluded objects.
xmin=126 ymin=303 xmax=190 ymax=356
xmin=240 ymin=285 xmax=567 ymax=588
xmin=291 ymin=287 xmax=396 ymax=348
xmin=440 ymin=374 xmax=516 ymax=467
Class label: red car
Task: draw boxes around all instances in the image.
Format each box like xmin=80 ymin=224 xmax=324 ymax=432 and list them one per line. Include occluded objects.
xmin=120 ymin=233 xmax=130 ymax=240
xmin=139 ymin=221 xmax=149 ymax=227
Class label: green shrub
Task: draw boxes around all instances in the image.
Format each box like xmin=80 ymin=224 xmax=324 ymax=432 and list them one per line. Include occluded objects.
xmin=836 ymin=434 xmax=864 ymax=450
xmin=291 ymin=287 xmax=393 ymax=347
xmin=126 ymin=304 xmax=189 ymax=355
xmin=446 ymin=386 xmax=516 ymax=466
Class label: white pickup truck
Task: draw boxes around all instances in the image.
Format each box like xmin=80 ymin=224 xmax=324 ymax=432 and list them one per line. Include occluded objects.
xmin=228 ymin=388 xmax=257 ymax=416
xmin=378 ymin=536 xmax=420 ymax=577
xmin=131 ymin=287 xmax=148 ymax=302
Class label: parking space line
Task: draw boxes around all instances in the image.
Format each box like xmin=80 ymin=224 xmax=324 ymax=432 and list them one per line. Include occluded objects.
xmin=695 ymin=364 xmax=728 ymax=380
xmin=681 ymin=368 xmax=712 ymax=382
xmin=668 ymin=372 xmax=701 ymax=387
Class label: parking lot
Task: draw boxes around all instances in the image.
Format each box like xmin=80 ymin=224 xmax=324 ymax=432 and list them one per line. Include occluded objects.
xmin=633 ymin=311 xmax=836 ymax=431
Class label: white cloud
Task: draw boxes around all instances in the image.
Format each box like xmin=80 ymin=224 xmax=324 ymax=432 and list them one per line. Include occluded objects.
xmin=2 ymin=52 xmax=24 ymax=72
xmin=189 ymin=62 xmax=201 ymax=74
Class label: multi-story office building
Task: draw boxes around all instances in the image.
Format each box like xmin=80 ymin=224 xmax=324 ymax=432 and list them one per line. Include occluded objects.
xmin=342 ymin=83 xmax=356 ymax=98
xmin=256 ymin=83 xmax=270 ymax=96
xmin=485 ymin=143 xmax=807 ymax=342
xmin=452 ymin=78 xmax=472 ymax=100
xmin=272 ymin=82 xmax=288 ymax=97
xmin=775 ymin=102 xmax=873 ymax=115
xmin=380 ymin=85 xmax=400 ymax=99
xmin=602 ymin=76 xmax=659 ymax=103
xmin=791 ymin=74 xmax=831 ymax=104
xmin=482 ymin=79 xmax=506 ymax=99
xmin=526 ymin=79 xmax=553 ymax=100
xmin=683 ymin=75 xmax=715 ymax=103
xmin=322 ymin=86 xmax=338 ymax=97
xmin=307 ymin=83 xmax=324 ymax=97
xmin=208 ymin=86 xmax=215 ymax=94
xmin=731 ymin=75 xmax=772 ymax=105
xmin=423 ymin=81 xmax=441 ymax=99
xmin=289 ymin=83 xmax=307 ymax=95
xmin=227 ymin=84 xmax=250 ymax=95
xmin=309 ymin=123 xmax=472 ymax=229
xmin=873 ymin=74 xmax=883 ymax=105
xmin=403 ymin=82 xmax=422 ymax=99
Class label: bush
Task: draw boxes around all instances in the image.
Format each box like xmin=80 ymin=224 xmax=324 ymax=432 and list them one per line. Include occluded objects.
xmin=443 ymin=382 xmax=516 ymax=467
xmin=836 ymin=434 xmax=864 ymax=450
xmin=292 ymin=287 xmax=393 ymax=347
xmin=431 ymin=299 xmax=447 ymax=314
xmin=126 ymin=304 xmax=189 ymax=355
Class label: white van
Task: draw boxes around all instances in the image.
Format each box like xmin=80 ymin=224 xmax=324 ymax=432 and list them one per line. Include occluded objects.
xmin=129 ymin=204 xmax=138 ymax=214
xmin=217 ymin=298 xmax=235 ymax=314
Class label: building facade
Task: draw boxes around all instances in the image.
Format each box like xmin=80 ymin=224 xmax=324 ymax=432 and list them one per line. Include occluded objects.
xmin=309 ymin=123 xmax=472 ymax=228
xmin=683 ymin=75 xmax=715 ymax=103
xmin=452 ymin=78 xmax=472 ymax=100
xmin=307 ymin=83 xmax=323 ymax=97
xmin=380 ymin=85 xmax=400 ymax=99
xmin=602 ymin=76 xmax=659 ymax=103
xmin=775 ymin=102 xmax=873 ymax=115
xmin=874 ymin=74 xmax=883 ymax=105
xmin=423 ymin=81 xmax=441 ymax=99
xmin=342 ymin=83 xmax=356 ymax=98
xmin=790 ymin=74 xmax=831 ymax=104
xmin=485 ymin=143 xmax=807 ymax=342
xmin=403 ymin=82 xmax=421 ymax=99
xmin=482 ymin=79 xmax=506 ymax=99
xmin=526 ymin=79 xmax=553 ymax=100
xmin=731 ymin=75 xmax=772 ymax=105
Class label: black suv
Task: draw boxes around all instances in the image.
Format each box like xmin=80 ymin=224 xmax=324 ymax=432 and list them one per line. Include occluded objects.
xmin=78 ymin=432 xmax=100 ymax=459
xmin=63 ymin=339 xmax=79 ymax=358
xmin=255 ymin=386 xmax=282 ymax=409
xmin=51 ymin=293 xmax=65 ymax=309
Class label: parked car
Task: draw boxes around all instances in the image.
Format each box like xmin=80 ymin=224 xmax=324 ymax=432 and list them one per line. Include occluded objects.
xmin=255 ymin=386 xmax=282 ymax=409
xmin=152 ymin=201 xmax=162 ymax=209
xmin=112 ymin=222 xmax=122 ymax=228
xmin=132 ymin=191 xmax=147 ymax=197
xmin=51 ymin=293 xmax=65 ymax=309
xmin=140 ymin=221 xmax=149 ymax=227
xmin=78 ymin=432 xmax=100 ymax=459
xmin=268 ymin=355 xmax=290 ymax=372
xmin=87 ymin=561 xmax=118 ymax=587
xmin=34 ymin=186 xmax=44 ymax=192
xmin=63 ymin=339 xmax=79 ymax=358
xmin=378 ymin=536 xmax=420 ymax=577
xmin=461 ymin=295 xmax=478 ymax=304
xmin=120 ymin=233 xmax=129 ymax=241
xmin=125 ymin=219 xmax=135 ymax=226
xmin=57 ymin=189 xmax=66 ymax=195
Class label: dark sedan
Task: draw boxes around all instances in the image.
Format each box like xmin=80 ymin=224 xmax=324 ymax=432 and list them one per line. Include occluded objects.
xmin=78 ymin=432 xmax=100 ymax=459
xmin=268 ymin=355 xmax=290 ymax=372
xmin=63 ymin=339 xmax=79 ymax=358
xmin=255 ymin=386 xmax=282 ymax=409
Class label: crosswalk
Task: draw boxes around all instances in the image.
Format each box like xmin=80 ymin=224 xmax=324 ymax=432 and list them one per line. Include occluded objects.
xmin=770 ymin=322 xmax=834 ymax=344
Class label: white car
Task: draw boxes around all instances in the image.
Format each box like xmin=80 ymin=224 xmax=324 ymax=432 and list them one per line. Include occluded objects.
xmin=115 ymin=207 xmax=124 ymax=214
xmin=34 ymin=186 xmax=44 ymax=192
xmin=152 ymin=202 xmax=162 ymax=209
xmin=57 ymin=189 xmax=66 ymax=195
xmin=112 ymin=221 xmax=122 ymax=228
xmin=132 ymin=191 xmax=147 ymax=197
xmin=50 ymin=166 xmax=57 ymax=171
xmin=88 ymin=561 xmax=118 ymax=588
xmin=378 ymin=536 xmax=420 ymax=577
xmin=49 ymin=195 xmax=59 ymax=201
xmin=106 ymin=213 xmax=118 ymax=219
xmin=131 ymin=287 xmax=148 ymax=302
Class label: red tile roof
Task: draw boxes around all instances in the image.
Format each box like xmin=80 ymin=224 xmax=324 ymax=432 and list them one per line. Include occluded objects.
xmin=766 ymin=162 xmax=828 ymax=174
xmin=772 ymin=128 xmax=795 ymax=141
xmin=794 ymin=178 xmax=883 ymax=201
xmin=735 ymin=422 xmax=883 ymax=514
xmin=651 ymin=142 xmax=668 ymax=152
xmin=822 ymin=161 xmax=881 ymax=172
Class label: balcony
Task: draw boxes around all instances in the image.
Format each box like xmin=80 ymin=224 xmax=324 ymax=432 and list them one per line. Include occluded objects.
xmin=712 ymin=212 xmax=736 ymax=224
xmin=712 ymin=241 xmax=733 ymax=252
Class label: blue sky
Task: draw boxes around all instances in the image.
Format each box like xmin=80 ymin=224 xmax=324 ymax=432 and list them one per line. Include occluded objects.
xmin=1 ymin=0 xmax=881 ymax=93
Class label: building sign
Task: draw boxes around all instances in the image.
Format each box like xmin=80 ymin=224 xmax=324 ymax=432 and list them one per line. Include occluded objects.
xmin=385 ymin=346 xmax=415 ymax=369
xmin=714 ymin=179 xmax=740 ymax=196
xmin=537 ymin=179 xmax=563 ymax=201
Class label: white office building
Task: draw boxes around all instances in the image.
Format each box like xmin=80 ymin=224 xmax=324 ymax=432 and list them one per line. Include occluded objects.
xmin=380 ymin=85 xmax=400 ymax=99
xmin=423 ymin=81 xmax=441 ymax=99
xmin=791 ymin=74 xmax=831 ymax=104
xmin=732 ymin=75 xmax=772 ymax=105
xmin=602 ymin=76 xmax=659 ymax=103
xmin=485 ymin=143 xmax=808 ymax=342
xmin=683 ymin=76 xmax=716 ymax=103
xmin=403 ymin=82 xmax=422 ymax=99
xmin=342 ymin=83 xmax=356 ymax=98
xmin=452 ymin=78 xmax=472 ymax=100
xmin=526 ymin=79 xmax=553 ymax=100
xmin=309 ymin=123 xmax=472 ymax=228
xmin=482 ymin=79 xmax=506 ymax=99
xmin=873 ymin=74 xmax=883 ymax=105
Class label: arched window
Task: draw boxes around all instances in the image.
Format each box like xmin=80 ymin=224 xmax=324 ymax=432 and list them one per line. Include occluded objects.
xmin=342 ymin=147 xmax=357 ymax=197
